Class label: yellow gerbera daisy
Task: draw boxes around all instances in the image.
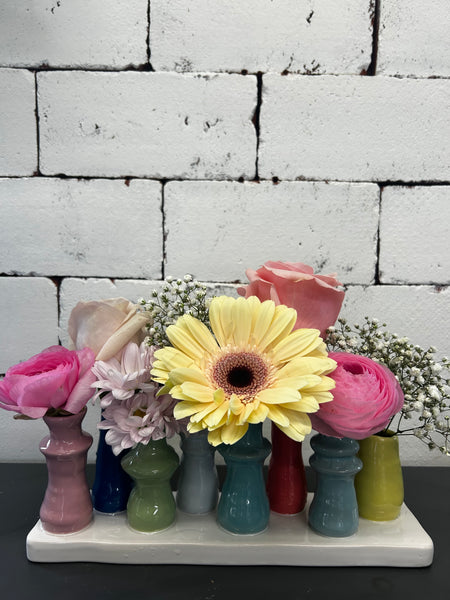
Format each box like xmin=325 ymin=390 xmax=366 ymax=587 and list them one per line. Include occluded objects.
xmin=151 ymin=295 xmax=336 ymax=446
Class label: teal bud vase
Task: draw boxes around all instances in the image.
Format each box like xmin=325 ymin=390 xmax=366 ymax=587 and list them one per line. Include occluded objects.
xmin=120 ymin=438 xmax=179 ymax=533
xmin=177 ymin=430 xmax=219 ymax=514
xmin=217 ymin=423 xmax=271 ymax=535
xmin=308 ymin=434 xmax=363 ymax=537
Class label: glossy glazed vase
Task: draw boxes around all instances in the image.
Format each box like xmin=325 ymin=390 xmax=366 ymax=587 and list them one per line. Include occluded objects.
xmin=39 ymin=407 xmax=93 ymax=534
xmin=355 ymin=432 xmax=404 ymax=521
xmin=91 ymin=425 xmax=133 ymax=514
xmin=121 ymin=438 xmax=179 ymax=532
xmin=308 ymin=434 xmax=362 ymax=537
xmin=217 ymin=423 xmax=271 ymax=535
xmin=266 ymin=423 xmax=307 ymax=514
xmin=176 ymin=430 xmax=219 ymax=514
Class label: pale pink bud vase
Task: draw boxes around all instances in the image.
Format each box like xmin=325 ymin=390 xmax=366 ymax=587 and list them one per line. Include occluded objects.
xmin=39 ymin=407 xmax=93 ymax=534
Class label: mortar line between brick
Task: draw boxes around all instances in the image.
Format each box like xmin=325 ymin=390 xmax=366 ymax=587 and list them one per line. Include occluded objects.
xmin=34 ymin=71 xmax=41 ymax=175
xmin=374 ymin=184 xmax=382 ymax=284
xmin=161 ymin=181 xmax=166 ymax=279
xmin=367 ymin=0 xmax=381 ymax=76
xmin=147 ymin=0 xmax=152 ymax=69
xmin=252 ymin=73 xmax=263 ymax=180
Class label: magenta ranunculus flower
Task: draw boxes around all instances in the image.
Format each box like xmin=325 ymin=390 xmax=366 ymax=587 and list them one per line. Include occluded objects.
xmin=0 ymin=346 xmax=96 ymax=419
xmin=238 ymin=261 xmax=345 ymax=338
xmin=309 ymin=352 xmax=405 ymax=439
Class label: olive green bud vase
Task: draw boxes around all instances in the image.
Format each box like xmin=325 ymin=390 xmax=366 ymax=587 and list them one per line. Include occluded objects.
xmin=121 ymin=438 xmax=179 ymax=532
xmin=355 ymin=432 xmax=404 ymax=521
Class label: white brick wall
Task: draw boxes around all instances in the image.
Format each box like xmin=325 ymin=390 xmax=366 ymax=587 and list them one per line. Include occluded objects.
xmin=164 ymin=181 xmax=379 ymax=283
xmin=0 ymin=177 xmax=163 ymax=277
xmin=0 ymin=69 xmax=37 ymax=175
xmin=150 ymin=0 xmax=373 ymax=75
xmin=38 ymin=71 xmax=257 ymax=178
xmin=0 ymin=1 xmax=148 ymax=69
xmin=259 ymin=75 xmax=450 ymax=182
xmin=378 ymin=0 xmax=450 ymax=77
xmin=0 ymin=1 xmax=449 ymax=465
xmin=379 ymin=186 xmax=450 ymax=284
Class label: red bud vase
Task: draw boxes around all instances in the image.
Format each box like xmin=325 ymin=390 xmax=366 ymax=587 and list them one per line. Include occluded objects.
xmin=39 ymin=407 xmax=93 ymax=534
xmin=266 ymin=424 xmax=308 ymax=514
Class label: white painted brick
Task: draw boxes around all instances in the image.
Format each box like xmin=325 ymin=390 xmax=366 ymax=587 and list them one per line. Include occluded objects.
xmin=0 ymin=277 xmax=58 ymax=373
xmin=0 ymin=0 xmax=147 ymax=68
xmin=150 ymin=0 xmax=373 ymax=75
xmin=259 ymin=75 xmax=450 ymax=182
xmin=340 ymin=284 xmax=450 ymax=466
xmin=165 ymin=181 xmax=379 ymax=284
xmin=378 ymin=0 xmax=450 ymax=77
xmin=38 ymin=72 xmax=257 ymax=179
xmin=379 ymin=186 xmax=450 ymax=285
xmin=0 ymin=178 xmax=162 ymax=278
xmin=0 ymin=69 xmax=37 ymax=176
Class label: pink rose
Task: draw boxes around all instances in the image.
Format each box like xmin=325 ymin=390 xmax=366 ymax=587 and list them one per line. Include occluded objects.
xmin=238 ymin=261 xmax=345 ymax=338
xmin=0 ymin=346 xmax=96 ymax=419
xmin=309 ymin=352 xmax=404 ymax=439
xmin=68 ymin=297 xmax=151 ymax=361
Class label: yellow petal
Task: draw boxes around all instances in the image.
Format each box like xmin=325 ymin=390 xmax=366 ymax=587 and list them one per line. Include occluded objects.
xmin=257 ymin=387 xmax=301 ymax=405
xmin=168 ymin=367 xmax=209 ymax=386
xmin=209 ymin=296 xmax=235 ymax=347
xmin=166 ymin=324 xmax=209 ymax=361
xmin=230 ymin=297 xmax=253 ymax=346
xmin=256 ymin=304 xmax=297 ymax=352
xmin=273 ymin=374 xmax=323 ymax=390
xmin=247 ymin=403 xmax=269 ymax=423
xmin=178 ymin=314 xmax=219 ymax=355
xmin=248 ymin=299 xmax=276 ymax=346
xmin=220 ymin=421 xmax=249 ymax=445
xmin=174 ymin=401 xmax=205 ymax=419
xmin=203 ymin=401 xmax=230 ymax=427
xmin=266 ymin=405 xmax=290 ymax=427
xmin=271 ymin=328 xmax=323 ymax=364
xmin=179 ymin=381 xmax=216 ymax=403
xmin=276 ymin=356 xmax=337 ymax=378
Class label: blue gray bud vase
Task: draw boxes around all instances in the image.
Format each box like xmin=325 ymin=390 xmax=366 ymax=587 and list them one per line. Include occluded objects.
xmin=91 ymin=424 xmax=133 ymax=514
xmin=308 ymin=433 xmax=363 ymax=537
xmin=217 ymin=423 xmax=271 ymax=535
xmin=177 ymin=429 xmax=219 ymax=514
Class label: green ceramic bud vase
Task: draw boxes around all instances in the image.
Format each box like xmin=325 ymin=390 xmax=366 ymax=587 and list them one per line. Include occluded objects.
xmin=355 ymin=432 xmax=404 ymax=521
xmin=121 ymin=438 xmax=179 ymax=532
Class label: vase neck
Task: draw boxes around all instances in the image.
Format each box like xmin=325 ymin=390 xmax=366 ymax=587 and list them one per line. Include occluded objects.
xmin=43 ymin=409 xmax=86 ymax=441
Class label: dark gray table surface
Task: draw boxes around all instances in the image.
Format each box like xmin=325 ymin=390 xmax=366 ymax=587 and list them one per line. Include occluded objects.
xmin=0 ymin=464 xmax=448 ymax=600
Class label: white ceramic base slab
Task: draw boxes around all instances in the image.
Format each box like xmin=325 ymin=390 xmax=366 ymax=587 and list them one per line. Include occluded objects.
xmin=26 ymin=494 xmax=433 ymax=567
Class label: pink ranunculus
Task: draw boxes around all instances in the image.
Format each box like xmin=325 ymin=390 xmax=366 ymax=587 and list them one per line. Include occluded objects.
xmin=238 ymin=261 xmax=345 ymax=338
xmin=68 ymin=297 xmax=151 ymax=361
xmin=309 ymin=352 xmax=404 ymax=439
xmin=0 ymin=346 xmax=96 ymax=419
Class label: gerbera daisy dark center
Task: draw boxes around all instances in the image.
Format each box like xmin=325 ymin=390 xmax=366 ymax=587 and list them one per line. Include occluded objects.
xmin=212 ymin=352 xmax=269 ymax=399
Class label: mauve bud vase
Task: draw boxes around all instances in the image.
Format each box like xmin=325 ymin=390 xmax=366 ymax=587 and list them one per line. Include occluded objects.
xmin=266 ymin=423 xmax=308 ymax=514
xmin=39 ymin=407 xmax=93 ymax=534
xmin=177 ymin=430 xmax=219 ymax=514
xmin=308 ymin=433 xmax=362 ymax=537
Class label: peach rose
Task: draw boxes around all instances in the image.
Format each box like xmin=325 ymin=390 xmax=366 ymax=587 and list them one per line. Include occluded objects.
xmin=238 ymin=261 xmax=345 ymax=338
xmin=68 ymin=298 xmax=151 ymax=361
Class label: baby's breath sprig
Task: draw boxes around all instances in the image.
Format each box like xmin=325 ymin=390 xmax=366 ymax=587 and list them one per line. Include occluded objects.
xmin=139 ymin=275 xmax=212 ymax=348
xmin=326 ymin=317 xmax=450 ymax=455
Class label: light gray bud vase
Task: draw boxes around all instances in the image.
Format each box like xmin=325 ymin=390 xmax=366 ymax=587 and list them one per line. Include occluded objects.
xmin=176 ymin=430 xmax=219 ymax=514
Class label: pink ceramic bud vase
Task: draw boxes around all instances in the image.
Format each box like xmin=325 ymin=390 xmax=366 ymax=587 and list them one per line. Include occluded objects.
xmin=39 ymin=407 xmax=93 ymax=534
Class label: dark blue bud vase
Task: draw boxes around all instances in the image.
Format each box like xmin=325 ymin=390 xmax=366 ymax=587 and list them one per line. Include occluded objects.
xmin=177 ymin=430 xmax=219 ymax=514
xmin=308 ymin=434 xmax=363 ymax=537
xmin=217 ymin=423 xmax=271 ymax=535
xmin=91 ymin=427 xmax=133 ymax=514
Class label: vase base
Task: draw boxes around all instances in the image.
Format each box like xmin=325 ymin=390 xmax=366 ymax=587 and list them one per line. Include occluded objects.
xmin=39 ymin=517 xmax=93 ymax=537
xmin=27 ymin=493 xmax=433 ymax=567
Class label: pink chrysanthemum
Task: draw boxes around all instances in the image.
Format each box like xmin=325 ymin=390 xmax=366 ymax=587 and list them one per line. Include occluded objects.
xmin=98 ymin=391 xmax=182 ymax=456
xmin=91 ymin=342 xmax=156 ymax=407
